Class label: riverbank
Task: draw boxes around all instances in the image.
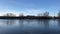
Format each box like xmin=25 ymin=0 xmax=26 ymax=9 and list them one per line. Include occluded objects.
xmin=0 ymin=16 xmax=54 ymax=19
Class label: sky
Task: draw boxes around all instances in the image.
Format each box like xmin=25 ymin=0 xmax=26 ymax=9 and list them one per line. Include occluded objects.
xmin=0 ymin=0 xmax=60 ymax=16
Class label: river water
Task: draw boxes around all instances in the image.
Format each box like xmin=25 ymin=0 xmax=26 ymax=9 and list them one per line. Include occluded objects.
xmin=0 ymin=19 xmax=60 ymax=34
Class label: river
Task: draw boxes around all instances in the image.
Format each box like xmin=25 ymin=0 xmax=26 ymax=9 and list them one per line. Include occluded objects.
xmin=0 ymin=19 xmax=60 ymax=34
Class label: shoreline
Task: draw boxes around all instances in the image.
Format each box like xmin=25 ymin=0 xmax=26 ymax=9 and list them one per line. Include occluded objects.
xmin=0 ymin=16 xmax=59 ymax=19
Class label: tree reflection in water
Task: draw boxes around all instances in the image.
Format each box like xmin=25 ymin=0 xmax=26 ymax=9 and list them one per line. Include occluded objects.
xmin=6 ymin=19 xmax=16 ymax=25
xmin=37 ymin=19 xmax=50 ymax=27
xmin=19 ymin=19 xmax=24 ymax=28
xmin=57 ymin=19 xmax=60 ymax=27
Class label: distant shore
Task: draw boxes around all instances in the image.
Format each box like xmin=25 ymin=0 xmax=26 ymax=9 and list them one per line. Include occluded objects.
xmin=0 ymin=16 xmax=59 ymax=19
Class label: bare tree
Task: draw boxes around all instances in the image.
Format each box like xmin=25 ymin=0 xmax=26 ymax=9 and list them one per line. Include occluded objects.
xmin=37 ymin=13 xmax=43 ymax=16
xmin=58 ymin=11 xmax=60 ymax=17
xmin=4 ymin=13 xmax=16 ymax=17
xmin=43 ymin=11 xmax=49 ymax=16
xmin=19 ymin=13 xmax=24 ymax=16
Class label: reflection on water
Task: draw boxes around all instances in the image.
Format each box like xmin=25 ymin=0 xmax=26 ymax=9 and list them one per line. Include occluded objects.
xmin=0 ymin=19 xmax=60 ymax=34
xmin=6 ymin=19 xmax=16 ymax=25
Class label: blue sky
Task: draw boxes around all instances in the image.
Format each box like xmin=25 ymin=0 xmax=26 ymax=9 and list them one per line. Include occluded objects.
xmin=0 ymin=0 xmax=60 ymax=16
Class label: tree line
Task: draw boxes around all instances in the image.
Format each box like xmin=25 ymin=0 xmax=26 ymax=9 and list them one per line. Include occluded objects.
xmin=3 ymin=11 xmax=60 ymax=17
